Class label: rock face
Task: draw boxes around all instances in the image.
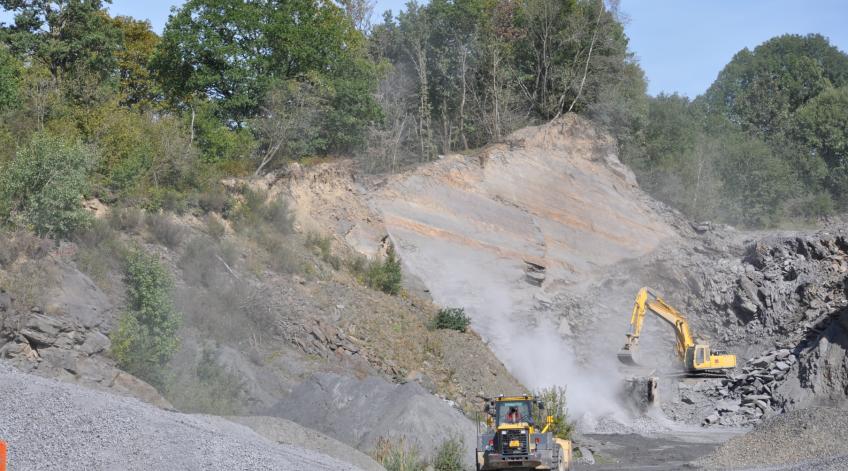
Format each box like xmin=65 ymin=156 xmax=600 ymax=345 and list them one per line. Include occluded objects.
xmin=0 ymin=362 xmax=364 ymax=471
xmin=0 ymin=264 xmax=171 ymax=408
xmin=270 ymin=372 xmax=477 ymax=468
xmin=372 ymin=115 xmax=676 ymax=401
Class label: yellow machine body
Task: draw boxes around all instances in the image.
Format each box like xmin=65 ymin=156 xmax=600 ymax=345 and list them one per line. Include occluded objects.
xmin=619 ymin=287 xmax=737 ymax=374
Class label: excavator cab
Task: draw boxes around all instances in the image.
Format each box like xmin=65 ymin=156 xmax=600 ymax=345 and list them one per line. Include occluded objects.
xmin=476 ymin=395 xmax=570 ymax=471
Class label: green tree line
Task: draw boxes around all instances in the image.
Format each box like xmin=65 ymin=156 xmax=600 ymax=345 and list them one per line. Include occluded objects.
xmin=0 ymin=1 xmax=845 ymax=233
xmin=624 ymin=34 xmax=848 ymax=226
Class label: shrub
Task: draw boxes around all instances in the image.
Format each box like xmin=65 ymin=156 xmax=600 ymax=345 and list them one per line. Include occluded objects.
xmin=73 ymin=218 xmax=115 ymax=248
xmin=0 ymin=133 xmax=94 ymax=237
xmin=262 ymin=197 xmax=294 ymax=234
xmin=306 ymin=232 xmax=341 ymax=269
xmin=532 ymin=386 xmax=573 ymax=440
xmin=205 ymin=214 xmax=226 ymax=240
xmin=179 ymin=236 xmax=238 ymax=288
xmin=198 ymin=187 xmax=232 ymax=214
xmin=109 ymin=206 xmax=144 ymax=232
xmin=365 ymin=245 xmax=402 ymax=295
xmin=432 ymin=308 xmax=470 ymax=332
xmin=372 ymin=437 xmax=427 ymax=471
xmin=0 ymin=229 xmax=52 ymax=267
xmin=111 ymin=249 xmax=182 ymax=389
xmin=433 ymin=437 xmax=464 ymax=471
xmin=167 ymin=345 xmax=244 ymax=415
xmin=147 ymin=213 xmax=184 ymax=249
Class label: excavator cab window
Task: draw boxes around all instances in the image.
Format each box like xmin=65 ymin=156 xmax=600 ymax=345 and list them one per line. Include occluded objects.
xmin=696 ymin=346 xmax=705 ymax=366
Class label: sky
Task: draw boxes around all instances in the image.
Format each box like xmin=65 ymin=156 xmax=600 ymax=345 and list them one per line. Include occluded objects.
xmin=3 ymin=0 xmax=847 ymax=98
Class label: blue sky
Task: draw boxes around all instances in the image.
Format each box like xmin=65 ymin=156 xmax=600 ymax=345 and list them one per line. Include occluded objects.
xmin=3 ymin=0 xmax=847 ymax=98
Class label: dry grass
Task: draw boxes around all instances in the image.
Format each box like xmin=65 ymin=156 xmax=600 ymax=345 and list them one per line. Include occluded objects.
xmin=147 ymin=212 xmax=185 ymax=249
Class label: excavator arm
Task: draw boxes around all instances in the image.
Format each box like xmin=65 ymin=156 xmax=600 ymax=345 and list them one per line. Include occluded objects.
xmin=618 ymin=287 xmax=696 ymax=365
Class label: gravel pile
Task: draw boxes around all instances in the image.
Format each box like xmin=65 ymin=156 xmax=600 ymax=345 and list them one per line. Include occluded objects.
xmin=0 ymin=362 xmax=365 ymax=471
xmin=697 ymin=407 xmax=848 ymax=470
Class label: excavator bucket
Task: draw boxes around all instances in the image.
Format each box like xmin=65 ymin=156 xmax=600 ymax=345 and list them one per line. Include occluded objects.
xmin=617 ymin=349 xmax=639 ymax=366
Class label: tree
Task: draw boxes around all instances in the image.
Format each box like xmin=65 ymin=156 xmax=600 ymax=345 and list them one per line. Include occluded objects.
xmin=0 ymin=46 xmax=21 ymax=111
xmin=112 ymin=16 xmax=160 ymax=108
xmin=0 ymin=132 xmax=94 ymax=236
xmin=792 ymin=86 xmax=848 ymax=205
xmin=153 ymin=0 xmax=379 ymax=152
xmin=1 ymin=0 xmax=121 ymax=83
xmin=112 ymin=248 xmax=182 ymax=389
xmin=700 ymin=34 xmax=848 ymax=140
xmin=251 ymin=79 xmax=327 ymax=175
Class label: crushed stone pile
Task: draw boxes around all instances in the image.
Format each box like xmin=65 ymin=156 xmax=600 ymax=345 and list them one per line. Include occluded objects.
xmin=697 ymin=407 xmax=848 ymax=470
xmin=700 ymin=347 xmax=798 ymax=426
xmin=0 ymin=362 xmax=365 ymax=471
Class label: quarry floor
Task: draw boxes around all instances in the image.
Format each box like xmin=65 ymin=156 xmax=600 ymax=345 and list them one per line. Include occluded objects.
xmin=575 ymin=429 xmax=745 ymax=470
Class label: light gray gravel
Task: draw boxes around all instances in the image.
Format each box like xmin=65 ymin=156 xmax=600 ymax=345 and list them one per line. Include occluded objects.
xmin=0 ymin=362 xmax=364 ymax=470
xmin=697 ymin=407 xmax=848 ymax=470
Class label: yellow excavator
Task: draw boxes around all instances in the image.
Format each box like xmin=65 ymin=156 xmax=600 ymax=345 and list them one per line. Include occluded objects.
xmin=618 ymin=287 xmax=736 ymax=375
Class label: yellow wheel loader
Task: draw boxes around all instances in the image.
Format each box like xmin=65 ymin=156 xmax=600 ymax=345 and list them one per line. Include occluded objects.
xmin=476 ymin=395 xmax=571 ymax=471
xmin=618 ymin=287 xmax=737 ymax=375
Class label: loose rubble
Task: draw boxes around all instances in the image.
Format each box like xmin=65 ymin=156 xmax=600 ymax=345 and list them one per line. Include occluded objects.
xmin=698 ymin=407 xmax=848 ymax=470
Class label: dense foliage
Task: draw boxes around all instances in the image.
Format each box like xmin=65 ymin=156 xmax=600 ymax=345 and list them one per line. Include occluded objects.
xmin=0 ymin=2 xmax=845 ymax=236
xmin=111 ymin=249 xmax=182 ymax=388
xmin=432 ymin=307 xmax=471 ymax=332
xmin=622 ymin=34 xmax=848 ymax=226
xmin=0 ymin=133 xmax=94 ymax=236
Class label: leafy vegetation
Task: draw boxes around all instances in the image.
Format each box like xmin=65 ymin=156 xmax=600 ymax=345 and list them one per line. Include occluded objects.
xmin=533 ymin=386 xmax=573 ymax=440
xmin=0 ymin=4 xmax=844 ymax=235
xmin=621 ymin=34 xmax=848 ymax=226
xmin=0 ymin=133 xmax=94 ymax=236
xmin=372 ymin=437 xmax=427 ymax=471
xmin=432 ymin=436 xmax=464 ymax=471
xmin=111 ymin=248 xmax=182 ymax=389
xmin=365 ymin=245 xmax=403 ymax=295
xmin=431 ymin=307 xmax=471 ymax=332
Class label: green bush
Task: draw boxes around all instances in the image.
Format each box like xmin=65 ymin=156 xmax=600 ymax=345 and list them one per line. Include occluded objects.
xmin=533 ymin=386 xmax=573 ymax=440
xmin=372 ymin=437 xmax=427 ymax=471
xmin=432 ymin=436 xmax=464 ymax=471
xmin=111 ymin=248 xmax=182 ymax=389
xmin=0 ymin=133 xmax=95 ymax=237
xmin=432 ymin=308 xmax=470 ymax=332
xmin=365 ymin=245 xmax=402 ymax=295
